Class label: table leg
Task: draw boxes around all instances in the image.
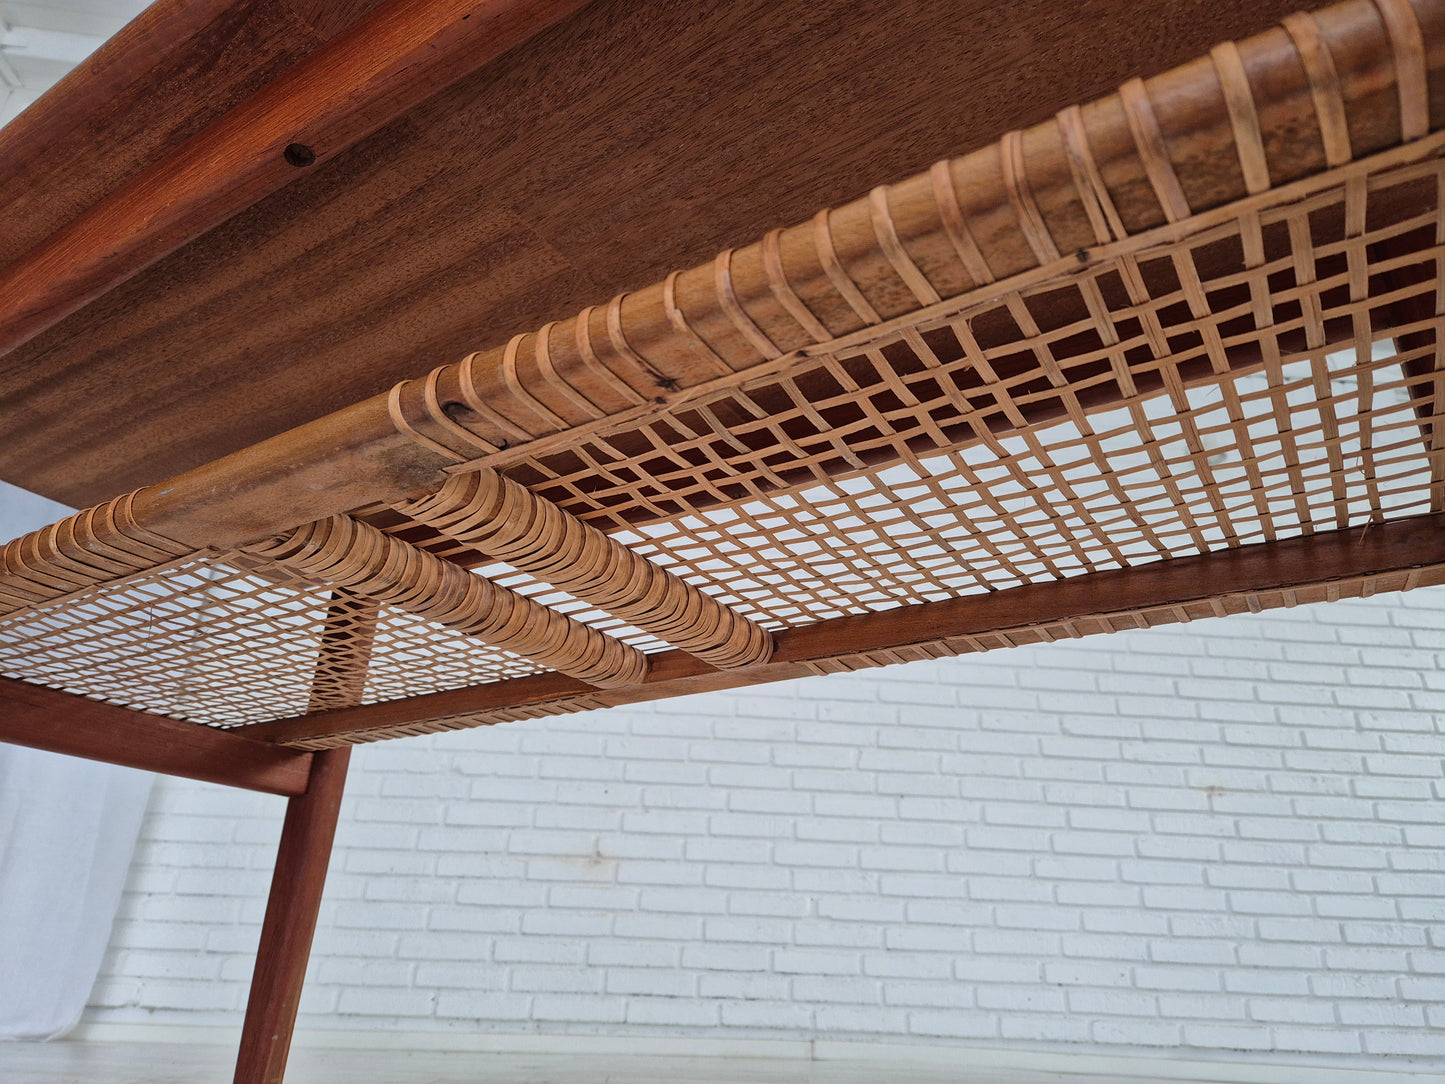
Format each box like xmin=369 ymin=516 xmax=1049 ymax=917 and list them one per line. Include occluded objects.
xmin=233 ymin=746 xmax=350 ymax=1084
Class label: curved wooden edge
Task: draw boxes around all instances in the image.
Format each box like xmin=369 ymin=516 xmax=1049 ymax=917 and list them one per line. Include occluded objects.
xmin=0 ymin=0 xmax=241 ymax=191
xmin=0 ymin=675 xmax=313 ymax=794
xmin=234 ymin=513 xmax=1445 ymax=747
xmin=0 ymin=0 xmax=593 ymax=361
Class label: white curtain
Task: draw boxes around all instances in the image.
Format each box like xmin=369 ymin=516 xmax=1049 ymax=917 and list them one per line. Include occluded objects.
xmin=0 ymin=482 xmax=155 ymax=1040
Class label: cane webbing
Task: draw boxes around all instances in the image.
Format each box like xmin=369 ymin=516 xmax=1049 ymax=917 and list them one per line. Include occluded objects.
xmin=0 ymin=551 xmax=556 ymax=728
xmin=0 ymin=491 xmax=191 ymax=615
xmin=1 ymin=0 xmax=1443 ymax=746
xmin=490 ymin=141 xmax=1445 ymax=537
xmin=477 ymin=156 xmax=1443 ymax=629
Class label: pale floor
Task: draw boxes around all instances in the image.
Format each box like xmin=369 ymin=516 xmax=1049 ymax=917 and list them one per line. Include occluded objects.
xmin=0 ymin=1041 xmax=1230 ymax=1083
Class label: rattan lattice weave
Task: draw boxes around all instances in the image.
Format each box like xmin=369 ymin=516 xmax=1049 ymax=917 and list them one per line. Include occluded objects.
xmin=1 ymin=0 xmax=1443 ymax=748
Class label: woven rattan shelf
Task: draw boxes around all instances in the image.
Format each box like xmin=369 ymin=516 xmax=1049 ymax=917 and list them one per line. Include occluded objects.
xmin=2 ymin=0 xmax=1443 ymax=1077
xmin=4 ymin=0 xmax=1444 ymax=749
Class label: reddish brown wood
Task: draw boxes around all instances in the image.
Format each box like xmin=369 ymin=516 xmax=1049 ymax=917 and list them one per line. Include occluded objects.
xmin=773 ymin=516 xmax=1445 ymax=663
xmin=234 ymin=746 xmax=350 ymax=1084
xmin=236 ymin=513 xmax=1445 ymax=746
xmin=284 ymin=0 xmax=392 ymax=40
xmin=0 ymin=0 xmax=312 ymax=270
xmin=0 ymin=675 xmax=312 ymax=794
xmin=0 ymin=0 xmax=591 ymax=364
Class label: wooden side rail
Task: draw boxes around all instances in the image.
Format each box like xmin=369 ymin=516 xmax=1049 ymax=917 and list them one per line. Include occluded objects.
xmin=0 ymin=675 xmax=311 ymax=794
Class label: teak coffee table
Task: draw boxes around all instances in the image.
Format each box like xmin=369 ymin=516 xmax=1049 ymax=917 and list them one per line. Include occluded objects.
xmin=2 ymin=0 xmax=1443 ymax=1079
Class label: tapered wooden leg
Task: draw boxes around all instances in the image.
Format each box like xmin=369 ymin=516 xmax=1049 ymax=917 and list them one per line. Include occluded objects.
xmin=233 ymin=746 xmax=350 ymax=1084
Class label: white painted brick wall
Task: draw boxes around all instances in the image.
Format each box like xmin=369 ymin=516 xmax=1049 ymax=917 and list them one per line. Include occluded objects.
xmin=85 ymin=592 xmax=1445 ymax=1066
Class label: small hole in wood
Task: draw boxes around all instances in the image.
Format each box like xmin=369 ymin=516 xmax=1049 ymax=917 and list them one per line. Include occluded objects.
xmin=441 ymin=401 xmax=473 ymax=421
xmin=284 ymin=143 xmax=316 ymax=168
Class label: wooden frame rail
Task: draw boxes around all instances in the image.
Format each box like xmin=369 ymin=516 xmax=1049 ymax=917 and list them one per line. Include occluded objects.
xmin=0 ymin=675 xmax=311 ymax=794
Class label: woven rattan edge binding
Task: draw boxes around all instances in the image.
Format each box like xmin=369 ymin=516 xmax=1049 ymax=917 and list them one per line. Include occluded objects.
xmin=867 ymin=185 xmax=945 ymax=304
xmin=811 ymin=207 xmax=882 ymax=326
xmin=399 ymin=470 xmax=776 ymax=670
xmin=998 ymin=131 xmax=1061 ymax=263
xmin=387 ymin=375 xmax=479 ymax=463
xmin=0 ymin=491 xmax=195 ymax=615
xmin=457 ymin=353 xmax=535 ymax=445
xmin=762 ymin=228 xmax=832 ymax=342
xmin=445 ymin=128 xmax=1445 ymax=479
xmin=574 ymin=304 xmax=650 ymax=405
xmin=1118 ymin=77 xmax=1193 ymax=223
xmin=1284 ymin=9 xmax=1356 ymax=167
xmin=1377 ymin=0 xmax=1431 ymax=138
xmin=1211 ymin=41 xmax=1273 ymax=194
xmin=714 ymin=248 xmax=783 ymax=360
xmin=927 ymin=158 xmax=996 ymax=283
xmin=501 ymin=333 xmax=568 ymax=431
xmin=240 ymin=514 xmax=649 ymax=688
xmin=1054 ymin=104 xmax=1127 ymax=244
xmin=606 ymin=293 xmax=676 ymax=386
xmin=663 ymin=272 xmax=733 ymax=375
xmin=533 ymin=320 xmax=612 ymax=418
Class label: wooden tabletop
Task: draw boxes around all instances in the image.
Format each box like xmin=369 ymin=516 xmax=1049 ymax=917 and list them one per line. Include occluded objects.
xmin=0 ymin=0 xmax=1309 ymax=508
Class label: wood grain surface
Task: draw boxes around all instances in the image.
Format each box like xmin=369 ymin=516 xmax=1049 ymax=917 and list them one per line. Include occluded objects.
xmin=0 ymin=0 xmax=592 ymax=370
xmin=0 ymin=0 xmax=1311 ymax=507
